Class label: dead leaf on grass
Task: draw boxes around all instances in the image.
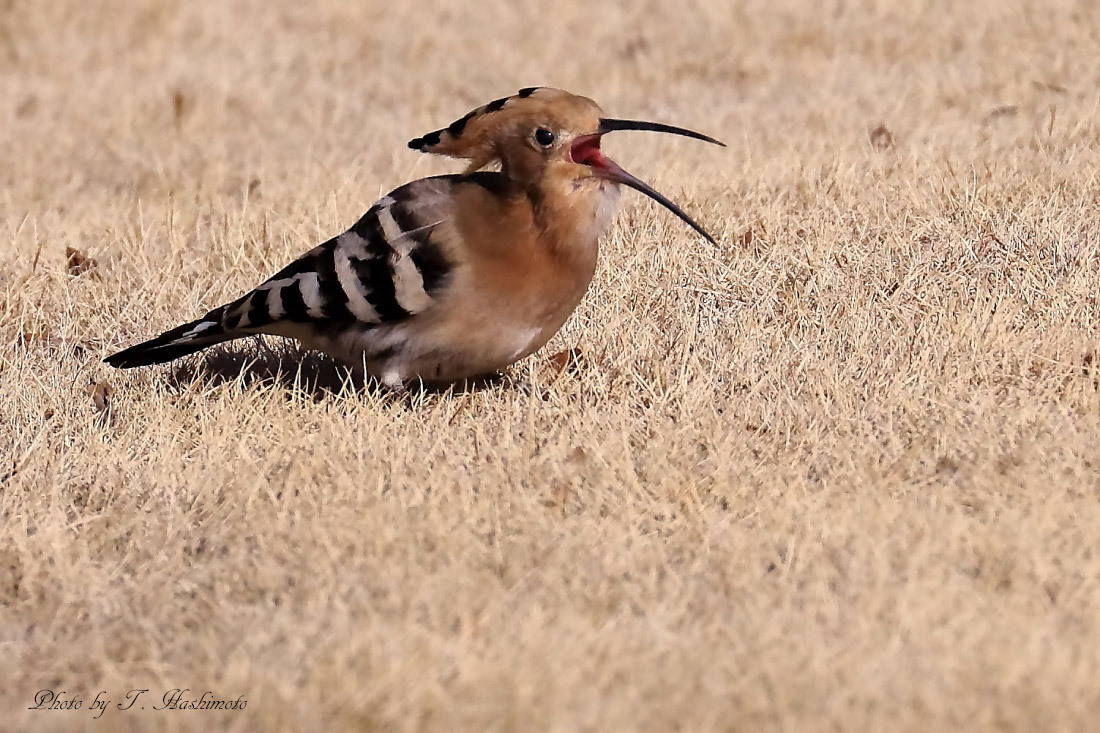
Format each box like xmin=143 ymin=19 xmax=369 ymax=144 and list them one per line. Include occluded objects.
xmin=86 ymin=379 xmax=114 ymax=413
xmin=868 ymin=123 xmax=895 ymax=151
xmin=549 ymin=348 xmax=585 ymax=376
xmin=66 ymin=246 xmax=98 ymax=277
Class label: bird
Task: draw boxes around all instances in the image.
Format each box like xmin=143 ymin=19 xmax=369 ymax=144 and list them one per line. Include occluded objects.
xmin=104 ymin=87 xmax=723 ymax=390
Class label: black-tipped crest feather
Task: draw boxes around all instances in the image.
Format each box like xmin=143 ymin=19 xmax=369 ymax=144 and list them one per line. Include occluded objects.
xmin=408 ymin=86 xmax=551 ymax=156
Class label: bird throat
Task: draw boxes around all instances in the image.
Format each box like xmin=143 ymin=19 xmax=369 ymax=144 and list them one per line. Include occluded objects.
xmin=532 ymin=175 xmax=620 ymax=266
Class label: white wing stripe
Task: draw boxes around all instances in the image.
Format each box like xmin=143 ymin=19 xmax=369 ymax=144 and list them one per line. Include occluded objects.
xmin=266 ymin=286 xmax=285 ymax=319
xmin=391 ymin=255 xmax=432 ymax=313
xmin=335 ymin=233 xmax=380 ymax=322
xmin=376 ymin=205 xmax=415 ymax=256
xmin=298 ymin=271 xmax=325 ymax=318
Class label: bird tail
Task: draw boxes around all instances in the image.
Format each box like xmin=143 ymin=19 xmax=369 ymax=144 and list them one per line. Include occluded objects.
xmin=104 ymin=309 xmax=234 ymax=369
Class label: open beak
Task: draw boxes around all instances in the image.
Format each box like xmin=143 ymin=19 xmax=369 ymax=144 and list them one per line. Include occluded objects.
xmin=569 ymin=118 xmax=724 ymax=244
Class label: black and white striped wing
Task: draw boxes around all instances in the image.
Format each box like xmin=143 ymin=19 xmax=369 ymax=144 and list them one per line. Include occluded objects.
xmin=105 ymin=177 xmax=457 ymax=369
xmin=221 ymin=180 xmax=453 ymax=332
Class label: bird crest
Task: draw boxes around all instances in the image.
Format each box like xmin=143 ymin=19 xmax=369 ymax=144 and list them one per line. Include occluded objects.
xmin=408 ymin=87 xmax=595 ymax=171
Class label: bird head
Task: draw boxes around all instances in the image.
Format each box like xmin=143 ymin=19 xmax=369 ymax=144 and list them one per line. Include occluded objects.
xmin=409 ymin=87 xmax=724 ymax=243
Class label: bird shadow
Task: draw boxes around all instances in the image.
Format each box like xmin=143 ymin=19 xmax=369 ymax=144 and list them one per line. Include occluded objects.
xmin=164 ymin=337 xmax=513 ymax=401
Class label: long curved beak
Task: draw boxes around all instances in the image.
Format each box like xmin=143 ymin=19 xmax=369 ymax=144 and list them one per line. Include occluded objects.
xmin=572 ymin=119 xmax=723 ymax=244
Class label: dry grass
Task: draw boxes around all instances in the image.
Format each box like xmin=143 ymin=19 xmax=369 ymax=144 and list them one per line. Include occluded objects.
xmin=3 ymin=0 xmax=1100 ymax=730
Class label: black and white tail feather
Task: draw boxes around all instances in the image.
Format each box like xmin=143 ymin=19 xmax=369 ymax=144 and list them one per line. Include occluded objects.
xmin=104 ymin=174 xmax=465 ymax=371
xmin=104 ymin=310 xmax=235 ymax=369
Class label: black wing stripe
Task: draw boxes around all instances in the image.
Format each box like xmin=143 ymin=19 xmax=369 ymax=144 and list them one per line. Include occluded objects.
xmin=349 ymin=254 xmax=405 ymax=321
xmin=248 ymin=289 xmax=271 ymax=327
xmin=313 ymin=246 xmax=354 ymax=321
xmin=408 ymin=241 xmax=451 ymax=296
xmin=279 ymin=281 xmax=310 ymax=322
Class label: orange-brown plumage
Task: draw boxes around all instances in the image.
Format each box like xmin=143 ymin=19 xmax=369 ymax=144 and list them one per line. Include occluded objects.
xmin=105 ymin=87 xmax=722 ymax=389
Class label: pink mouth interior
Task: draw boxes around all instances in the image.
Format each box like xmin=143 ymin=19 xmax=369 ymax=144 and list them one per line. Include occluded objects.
xmin=571 ymin=134 xmax=608 ymax=169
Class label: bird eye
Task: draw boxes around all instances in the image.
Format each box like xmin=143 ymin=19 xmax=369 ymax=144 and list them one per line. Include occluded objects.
xmin=534 ymin=128 xmax=555 ymax=147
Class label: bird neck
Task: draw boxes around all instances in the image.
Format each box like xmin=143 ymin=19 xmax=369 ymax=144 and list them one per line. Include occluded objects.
xmin=524 ymin=174 xmax=621 ymax=261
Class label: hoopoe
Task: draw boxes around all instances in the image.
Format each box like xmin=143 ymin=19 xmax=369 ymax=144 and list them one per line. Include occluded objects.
xmin=105 ymin=87 xmax=722 ymax=389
